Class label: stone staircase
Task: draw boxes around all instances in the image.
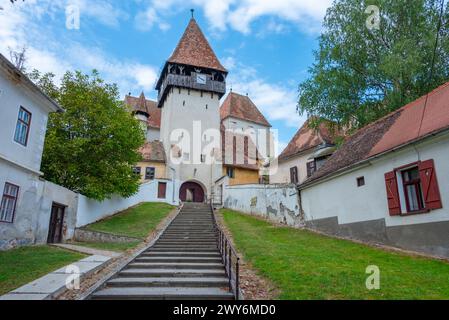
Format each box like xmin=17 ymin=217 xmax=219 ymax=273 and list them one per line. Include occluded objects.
xmin=90 ymin=203 xmax=234 ymax=300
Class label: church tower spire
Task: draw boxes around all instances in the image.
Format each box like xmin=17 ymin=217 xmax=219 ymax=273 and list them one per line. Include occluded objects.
xmin=155 ymin=15 xmax=227 ymax=108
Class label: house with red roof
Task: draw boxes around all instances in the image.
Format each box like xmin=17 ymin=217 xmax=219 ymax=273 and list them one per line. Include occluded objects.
xmin=272 ymin=119 xmax=339 ymax=184
xmin=299 ymin=82 xmax=449 ymax=258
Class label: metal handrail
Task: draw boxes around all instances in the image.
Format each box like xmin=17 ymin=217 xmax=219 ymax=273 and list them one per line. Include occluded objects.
xmin=210 ymin=202 xmax=240 ymax=300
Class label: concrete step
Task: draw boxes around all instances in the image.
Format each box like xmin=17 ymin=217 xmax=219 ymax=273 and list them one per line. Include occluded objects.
xmin=106 ymin=277 xmax=229 ymax=288
xmin=154 ymin=240 xmax=216 ymax=244
xmin=142 ymin=252 xmax=221 ymax=258
xmin=91 ymin=287 xmax=234 ymax=300
xmin=135 ymin=257 xmax=222 ymax=263
xmin=119 ymin=268 xmax=226 ymax=278
xmin=127 ymin=262 xmax=224 ymax=270
xmin=165 ymin=229 xmax=216 ymax=232
xmin=156 ymin=240 xmax=217 ymax=245
xmin=161 ymin=236 xmax=217 ymax=239
xmin=151 ymin=245 xmax=218 ymax=250
xmin=148 ymin=247 xmax=218 ymax=252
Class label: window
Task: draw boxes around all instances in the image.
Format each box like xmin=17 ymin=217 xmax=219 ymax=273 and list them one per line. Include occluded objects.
xmin=145 ymin=167 xmax=155 ymax=180
xmin=290 ymin=167 xmax=299 ymax=184
xmin=1 ymin=183 xmax=19 ymax=223
xmin=201 ymin=154 xmax=206 ymax=163
xmin=133 ymin=167 xmax=141 ymax=176
xmin=306 ymin=161 xmax=316 ymax=178
xmin=357 ymin=177 xmax=365 ymax=187
xmin=384 ymin=159 xmax=442 ymax=216
xmin=226 ymin=167 xmax=235 ymax=179
xmin=401 ymin=167 xmax=425 ymax=213
xmin=14 ymin=107 xmax=31 ymax=146
xmin=158 ymin=182 xmax=167 ymax=199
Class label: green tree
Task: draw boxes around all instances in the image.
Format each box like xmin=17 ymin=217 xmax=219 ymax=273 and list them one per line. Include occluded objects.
xmin=298 ymin=0 xmax=449 ymax=130
xmin=30 ymin=70 xmax=145 ymax=200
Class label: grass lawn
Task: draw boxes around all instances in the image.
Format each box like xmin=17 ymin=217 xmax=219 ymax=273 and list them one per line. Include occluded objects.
xmin=221 ymin=209 xmax=449 ymax=300
xmin=0 ymin=246 xmax=86 ymax=296
xmin=85 ymin=202 xmax=175 ymax=239
xmin=69 ymin=241 xmax=140 ymax=252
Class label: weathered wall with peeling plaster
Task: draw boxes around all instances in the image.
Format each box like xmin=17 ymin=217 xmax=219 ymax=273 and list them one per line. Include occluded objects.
xmin=1 ymin=178 xmax=179 ymax=250
xmin=223 ymin=184 xmax=303 ymax=227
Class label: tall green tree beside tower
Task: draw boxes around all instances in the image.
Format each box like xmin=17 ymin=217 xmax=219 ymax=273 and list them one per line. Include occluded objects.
xmin=30 ymin=70 xmax=145 ymax=200
xmin=298 ymin=0 xmax=449 ymax=130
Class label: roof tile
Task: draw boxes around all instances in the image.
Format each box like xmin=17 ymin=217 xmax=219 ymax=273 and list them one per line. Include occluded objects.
xmin=168 ymin=18 xmax=227 ymax=72
xmin=278 ymin=119 xmax=336 ymax=161
xmin=138 ymin=141 xmax=166 ymax=163
xmin=220 ymin=92 xmax=271 ymax=127
xmin=125 ymin=94 xmax=161 ymax=129
xmin=303 ymin=81 xmax=449 ymax=186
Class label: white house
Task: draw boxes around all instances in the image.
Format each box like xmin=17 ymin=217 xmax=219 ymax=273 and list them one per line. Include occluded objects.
xmin=299 ymin=82 xmax=449 ymax=258
xmin=0 ymin=54 xmax=67 ymax=249
xmin=272 ymin=119 xmax=338 ymax=184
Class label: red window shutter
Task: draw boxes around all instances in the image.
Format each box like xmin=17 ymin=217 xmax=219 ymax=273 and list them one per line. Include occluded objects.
xmin=384 ymin=171 xmax=401 ymax=216
xmin=419 ymin=159 xmax=442 ymax=210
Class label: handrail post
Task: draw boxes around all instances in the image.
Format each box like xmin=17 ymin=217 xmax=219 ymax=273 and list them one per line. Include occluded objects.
xmin=228 ymin=245 xmax=232 ymax=288
xmin=236 ymin=257 xmax=240 ymax=300
xmin=224 ymin=239 xmax=228 ymax=274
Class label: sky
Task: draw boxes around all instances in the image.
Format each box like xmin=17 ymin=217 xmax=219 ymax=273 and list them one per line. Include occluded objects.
xmin=0 ymin=0 xmax=333 ymax=153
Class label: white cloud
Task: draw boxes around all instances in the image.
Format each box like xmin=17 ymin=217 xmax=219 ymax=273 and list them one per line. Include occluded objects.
xmin=134 ymin=6 xmax=171 ymax=32
xmin=224 ymin=59 xmax=307 ymax=129
xmin=66 ymin=0 xmax=129 ymax=28
xmin=0 ymin=0 xmax=158 ymax=96
xmin=141 ymin=0 xmax=331 ymax=34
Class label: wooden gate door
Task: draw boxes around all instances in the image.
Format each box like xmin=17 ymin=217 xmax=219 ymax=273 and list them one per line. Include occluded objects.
xmin=47 ymin=203 xmax=65 ymax=244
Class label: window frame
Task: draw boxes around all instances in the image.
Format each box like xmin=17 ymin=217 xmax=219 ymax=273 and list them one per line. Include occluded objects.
xmin=14 ymin=106 xmax=32 ymax=146
xmin=290 ymin=166 xmax=299 ymax=184
xmin=401 ymin=166 xmax=425 ymax=213
xmin=0 ymin=182 xmax=20 ymax=223
xmin=145 ymin=167 xmax=156 ymax=180
xmin=357 ymin=176 xmax=365 ymax=187
xmin=226 ymin=167 xmax=235 ymax=179
xmin=306 ymin=161 xmax=316 ymax=178
xmin=133 ymin=166 xmax=142 ymax=176
xmin=158 ymin=182 xmax=167 ymax=199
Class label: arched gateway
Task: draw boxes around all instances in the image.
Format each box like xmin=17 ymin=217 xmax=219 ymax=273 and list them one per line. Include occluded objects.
xmin=179 ymin=181 xmax=205 ymax=203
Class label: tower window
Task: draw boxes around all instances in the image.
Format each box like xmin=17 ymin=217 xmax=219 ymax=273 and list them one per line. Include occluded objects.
xmin=211 ymin=93 xmax=214 ymax=99
xmin=183 ymin=101 xmax=186 ymax=106
xmin=205 ymin=104 xmax=208 ymax=110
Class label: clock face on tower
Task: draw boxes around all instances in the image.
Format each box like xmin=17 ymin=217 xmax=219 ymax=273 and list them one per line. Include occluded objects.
xmin=196 ymin=74 xmax=207 ymax=85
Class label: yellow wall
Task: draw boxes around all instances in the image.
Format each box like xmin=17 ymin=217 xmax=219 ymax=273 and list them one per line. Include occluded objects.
xmin=136 ymin=161 xmax=167 ymax=183
xmin=223 ymin=166 xmax=260 ymax=186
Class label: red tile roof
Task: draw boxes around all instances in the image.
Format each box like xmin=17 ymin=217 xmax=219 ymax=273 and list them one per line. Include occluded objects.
xmin=302 ymin=81 xmax=449 ymax=187
xmin=125 ymin=93 xmax=161 ymax=129
xmin=168 ymin=18 xmax=227 ymax=72
xmin=278 ymin=119 xmax=337 ymax=162
xmin=220 ymin=92 xmax=271 ymax=127
xmin=221 ymin=125 xmax=262 ymax=171
xmin=138 ymin=141 xmax=166 ymax=163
